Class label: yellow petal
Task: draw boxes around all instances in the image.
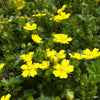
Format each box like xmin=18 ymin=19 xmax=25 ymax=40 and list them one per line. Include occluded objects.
xmin=22 ymin=70 xmax=29 ymax=77
xmin=60 ymin=72 xmax=68 ymax=79
xmin=5 ymin=94 xmax=11 ymax=100
xmin=53 ymin=70 xmax=60 ymax=77
xmin=1 ymin=96 xmax=5 ymax=100
xmin=0 ymin=63 xmax=5 ymax=70
xmin=21 ymin=64 xmax=27 ymax=70
xmin=61 ymin=59 xmax=69 ymax=66
xmin=30 ymin=70 xmax=37 ymax=77
xmin=83 ymin=49 xmax=90 ymax=54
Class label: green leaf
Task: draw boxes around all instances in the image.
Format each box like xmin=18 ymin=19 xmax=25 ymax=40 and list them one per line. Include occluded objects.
xmin=86 ymin=60 xmax=100 ymax=76
xmin=27 ymin=96 xmax=34 ymax=100
xmin=77 ymin=14 xmax=86 ymax=21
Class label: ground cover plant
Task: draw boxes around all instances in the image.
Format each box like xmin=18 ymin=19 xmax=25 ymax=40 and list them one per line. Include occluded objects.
xmin=0 ymin=0 xmax=100 ymax=100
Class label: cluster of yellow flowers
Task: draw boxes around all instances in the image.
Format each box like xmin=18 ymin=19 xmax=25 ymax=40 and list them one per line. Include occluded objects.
xmin=19 ymin=3 xmax=100 ymax=79
xmin=0 ymin=63 xmax=5 ymax=70
xmin=13 ymin=0 xmax=25 ymax=10
xmin=31 ymin=34 xmax=42 ymax=43
xmin=69 ymin=48 xmax=100 ymax=60
xmin=53 ymin=33 xmax=72 ymax=44
xmin=33 ymin=13 xmax=46 ymax=17
xmin=23 ymin=23 xmax=37 ymax=31
xmin=46 ymin=49 xmax=74 ymax=79
xmin=0 ymin=94 xmax=11 ymax=100
xmin=50 ymin=5 xmax=71 ymax=23
xmin=20 ymin=49 xmax=74 ymax=79
xmin=20 ymin=52 xmax=50 ymax=77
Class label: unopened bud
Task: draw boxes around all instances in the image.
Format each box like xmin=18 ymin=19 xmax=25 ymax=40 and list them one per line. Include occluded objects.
xmin=66 ymin=90 xmax=74 ymax=100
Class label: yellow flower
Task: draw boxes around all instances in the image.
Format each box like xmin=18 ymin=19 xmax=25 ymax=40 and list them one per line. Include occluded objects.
xmin=23 ymin=23 xmax=37 ymax=30
xmin=20 ymin=52 xmax=34 ymax=62
xmin=54 ymin=50 xmax=66 ymax=63
xmin=8 ymin=19 xmax=12 ymax=22
xmin=82 ymin=48 xmax=100 ymax=59
xmin=69 ymin=53 xmax=83 ymax=60
xmin=27 ymin=17 xmax=31 ymax=21
xmin=46 ymin=48 xmax=57 ymax=61
xmin=46 ymin=49 xmax=66 ymax=63
xmin=57 ymin=50 xmax=66 ymax=59
xmin=33 ymin=13 xmax=46 ymax=17
xmin=39 ymin=61 xmax=50 ymax=70
xmin=21 ymin=60 xmax=39 ymax=77
xmin=31 ymin=34 xmax=42 ymax=43
xmin=46 ymin=48 xmax=56 ymax=58
xmin=57 ymin=4 xmax=67 ymax=14
xmin=0 ymin=63 xmax=5 ymax=70
xmin=53 ymin=59 xmax=74 ymax=79
xmin=19 ymin=16 xmax=25 ymax=19
xmin=53 ymin=34 xmax=72 ymax=44
xmin=0 ymin=93 xmax=11 ymax=100
xmin=49 ymin=4 xmax=70 ymax=23
xmin=54 ymin=12 xmax=71 ymax=23
xmin=97 ymin=0 xmax=100 ymax=2
xmin=13 ymin=0 xmax=25 ymax=10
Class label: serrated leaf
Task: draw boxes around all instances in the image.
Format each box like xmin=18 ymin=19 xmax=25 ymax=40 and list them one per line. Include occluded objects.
xmin=77 ymin=14 xmax=86 ymax=21
xmin=86 ymin=60 xmax=100 ymax=75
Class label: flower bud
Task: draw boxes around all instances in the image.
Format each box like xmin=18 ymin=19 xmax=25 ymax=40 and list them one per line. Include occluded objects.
xmin=27 ymin=42 xmax=32 ymax=47
xmin=3 ymin=32 xmax=8 ymax=37
xmin=66 ymin=90 xmax=74 ymax=100
xmin=21 ymin=43 xmax=26 ymax=48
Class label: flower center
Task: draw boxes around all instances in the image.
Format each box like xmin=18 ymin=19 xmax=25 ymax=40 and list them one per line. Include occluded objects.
xmin=27 ymin=66 xmax=32 ymax=71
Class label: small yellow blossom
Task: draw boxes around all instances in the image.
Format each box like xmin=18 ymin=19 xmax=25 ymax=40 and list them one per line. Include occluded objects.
xmin=49 ymin=18 xmax=54 ymax=20
xmin=13 ymin=0 xmax=25 ymax=10
xmin=27 ymin=17 xmax=31 ymax=21
xmin=31 ymin=34 xmax=42 ymax=43
xmin=53 ymin=59 xmax=74 ymax=79
xmin=20 ymin=52 xmax=34 ymax=62
xmin=57 ymin=50 xmax=66 ymax=59
xmin=46 ymin=48 xmax=57 ymax=63
xmin=69 ymin=53 xmax=83 ymax=60
xmin=46 ymin=49 xmax=66 ymax=63
xmin=0 ymin=63 xmax=5 ymax=70
xmin=39 ymin=61 xmax=50 ymax=70
xmin=53 ymin=34 xmax=72 ymax=44
xmin=97 ymin=0 xmax=100 ymax=2
xmin=21 ymin=60 xmax=39 ymax=77
xmin=57 ymin=4 xmax=67 ymax=14
xmin=24 ymin=23 xmax=37 ymax=30
xmin=50 ymin=4 xmax=70 ymax=23
xmin=33 ymin=13 xmax=46 ymax=17
xmin=0 ymin=93 xmax=11 ymax=100
xmin=19 ymin=16 xmax=25 ymax=19
xmin=54 ymin=12 xmax=71 ymax=23
xmin=46 ymin=48 xmax=57 ymax=59
xmin=8 ymin=19 xmax=12 ymax=22
xmin=82 ymin=48 xmax=100 ymax=59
